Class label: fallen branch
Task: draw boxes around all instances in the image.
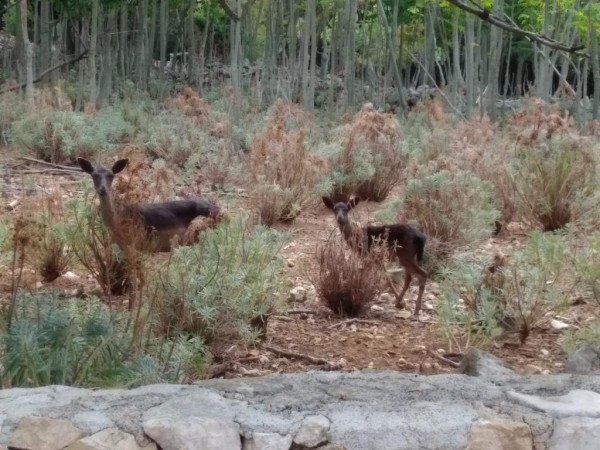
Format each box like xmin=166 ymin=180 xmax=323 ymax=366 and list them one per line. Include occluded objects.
xmin=446 ymin=0 xmax=586 ymax=56
xmin=270 ymin=315 xmax=294 ymax=322
xmin=12 ymin=168 xmax=83 ymax=175
xmin=18 ymin=156 xmax=79 ymax=171
xmin=1 ymin=49 xmax=89 ymax=94
xmin=428 ymin=350 xmax=461 ymax=368
xmin=263 ymin=345 xmax=331 ymax=366
xmin=327 ymin=318 xmax=380 ymax=329
xmin=287 ymin=309 xmax=317 ymax=315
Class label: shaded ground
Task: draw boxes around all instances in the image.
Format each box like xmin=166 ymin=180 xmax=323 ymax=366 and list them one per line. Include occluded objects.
xmin=0 ymin=154 xmax=590 ymax=380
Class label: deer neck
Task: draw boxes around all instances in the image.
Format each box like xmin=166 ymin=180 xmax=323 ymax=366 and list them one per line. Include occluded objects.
xmin=339 ymin=220 xmax=364 ymax=250
xmin=98 ymin=193 xmax=118 ymax=233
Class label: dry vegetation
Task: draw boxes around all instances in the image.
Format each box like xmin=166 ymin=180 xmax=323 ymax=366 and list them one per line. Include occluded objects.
xmin=2 ymin=87 xmax=600 ymax=386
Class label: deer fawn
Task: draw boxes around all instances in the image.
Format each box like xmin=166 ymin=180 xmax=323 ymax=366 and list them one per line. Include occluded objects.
xmin=77 ymin=157 xmax=220 ymax=253
xmin=322 ymin=196 xmax=428 ymax=317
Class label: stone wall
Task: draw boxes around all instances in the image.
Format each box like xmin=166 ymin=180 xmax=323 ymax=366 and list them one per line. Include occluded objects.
xmin=1 ymin=370 xmax=600 ymax=450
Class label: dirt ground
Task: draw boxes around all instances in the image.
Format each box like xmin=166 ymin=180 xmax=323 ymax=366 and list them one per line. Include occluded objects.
xmin=0 ymin=154 xmax=591 ymax=380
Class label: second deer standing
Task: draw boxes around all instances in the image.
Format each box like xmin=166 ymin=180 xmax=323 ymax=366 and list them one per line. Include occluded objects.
xmin=323 ymin=196 xmax=428 ymax=318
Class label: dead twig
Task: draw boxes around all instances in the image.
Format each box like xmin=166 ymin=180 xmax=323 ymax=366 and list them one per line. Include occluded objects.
xmin=271 ymin=315 xmax=294 ymax=322
xmin=327 ymin=318 xmax=380 ymax=329
xmin=263 ymin=345 xmax=331 ymax=366
xmin=18 ymin=156 xmax=80 ymax=171
xmin=287 ymin=309 xmax=317 ymax=315
xmin=428 ymin=350 xmax=461 ymax=368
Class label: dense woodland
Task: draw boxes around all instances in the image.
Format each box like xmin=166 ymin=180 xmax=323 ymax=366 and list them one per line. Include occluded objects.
xmin=0 ymin=1 xmax=600 ymax=387
xmin=0 ymin=0 xmax=599 ymax=118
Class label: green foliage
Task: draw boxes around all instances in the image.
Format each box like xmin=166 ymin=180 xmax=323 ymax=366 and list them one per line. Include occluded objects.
xmin=436 ymin=254 xmax=506 ymax=346
xmin=11 ymin=109 xmax=132 ymax=163
xmin=437 ymin=231 xmax=573 ymax=346
xmin=511 ymin=137 xmax=599 ymax=231
xmin=575 ymin=230 xmax=600 ymax=307
xmin=377 ymin=169 xmax=499 ymax=268
xmin=1 ymin=292 xmax=130 ymax=387
xmin=0 ymin=291 xmax=205 ymax=388
xmin=155 ymin=216 xmax=288 ymax=344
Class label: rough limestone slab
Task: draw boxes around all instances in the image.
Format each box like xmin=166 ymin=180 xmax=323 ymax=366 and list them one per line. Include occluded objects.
xmin=507 ymin=389 xmax=600 ymax=418
xmin=143 ymin=416 xmax=241 ymax=450
xmin=242 ymin=432 xmax=293 ymax=450
xmin=66 ymin=427 xmax=156 ymax=450
xmin=549 ymin=417 xmax=600 ymax=450
xmin=293 ymin=414 xmax=330 ymax=448
xmin=9 ymin=416 xmax=86 ymax=450
xmin=467 ymin=418 xmax=533 ymax=450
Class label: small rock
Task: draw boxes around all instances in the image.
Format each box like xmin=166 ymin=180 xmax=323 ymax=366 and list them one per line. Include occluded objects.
xmin=550 ymin=319 xmax=569 ymax=331
xmin=10 ymin=416 xmax=86 ymax=450
xmin=540 ymin=349 xmax=550 ymax=357
xmin=242 ymin=432 xmax=292 ymax=450
xmin=507 ymin=389 xmax=600 ymax=417
xmin=523 ymin=364 xmax=543 ymax=375
xmin=63 ymin=271 xmax=79 ymax=279
xmin=143 ymin=416 xmax=241 ymax=450
xmin=564 ymin=344 xmax=600 ymax=374
xmin=395 ymin=310 xmax=412 ymax=319
xmin=459 ymin=348 xmax=516 ymax=379
xmin=293 ymin=414 xmax=330 ymax=448
xmin=467 ymin=418 xmax=533 ymax=450
xmin=370 ymin=304 xmax=384 ymax=312
xmin=289 ymin=286 xmax=307 ymax=303
xmin=35 ymin=281 xmax=44 ymax=289
xmin=67 ymin=428 xmax=156 ymax=450
xmin=378 ymin=292 xmax=394 ymax=304
xmin=7 ymin=199 xmax=19 ymax=210
xmin=286 ymin=260 xmax=295 ymax=268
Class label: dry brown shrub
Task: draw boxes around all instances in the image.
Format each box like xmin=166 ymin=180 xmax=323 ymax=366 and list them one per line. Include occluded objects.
xmin=112 ymin=145 xmax=176 ymax=204
xmin=249 ymin=100 xmax=327 ymax=225
xmin=329 ymin=103 xmax=405 ymax=202
xmin=314 ymin=234 xmax=383 ymax=317
xmin=509 ymin=98 xmax=575 ymax=145
xmin=15 ymin=192 xmax=72 ymax=283
xmin=164 ymin=86 xmax=212 ymax=124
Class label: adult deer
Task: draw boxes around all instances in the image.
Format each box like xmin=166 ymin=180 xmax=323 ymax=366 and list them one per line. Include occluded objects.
xmin=322 ymin=196 xmax=428 ymax=318
xmin=77 ymin=157 xmax=220 ymax=253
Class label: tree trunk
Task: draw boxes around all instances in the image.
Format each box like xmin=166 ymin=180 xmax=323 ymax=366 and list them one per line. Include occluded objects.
xmin=39 ymin=0 xmax=51 ymax=82
xmin=486 ymin=0 xmax=503 ymax=120
xmin=589 ymin=3 xmax=600 ymax=119
xmin=20 ymin=0 xmax=34 ymax=104
xmin=89 ymin=0 xmax=99 ymax=107
xmin=344 ymin=0 xmax=356 ymax=111
xmin=422 ymin=2 xmax=437 ymax=86
xmin=464 ymin=15 xmax=475 ymax=115
xmin=159 ymin=0 xmax=168 ymax=81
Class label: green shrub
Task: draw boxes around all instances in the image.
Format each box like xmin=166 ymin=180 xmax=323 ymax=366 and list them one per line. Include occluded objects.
xmin=377 ymin=170 xmax=500 ymax=270
xmin=0 ymin=292 xmax=205 ymax=388
xmin=155 ymin=216 xmax=288 ymax=344
xmin=511 ymin=136 xmax=599 ymax=231
xmin=437 ymin=231 xmax=573 ymax=346
xmin=11 ymin=109 xmax=132 ymax=163
xmin=317 ymin=104 xmax=406 ymax=202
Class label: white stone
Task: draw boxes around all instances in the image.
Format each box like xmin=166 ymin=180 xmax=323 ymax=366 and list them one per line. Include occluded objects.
xmin=289 ymin=286 xmax=307 ymax=303
xmin=9 ymin=416 xmax=85 ymax=450
xmin=370 ymin=304 xmax=384 ymax=312
xmin=550 ymin=417 xmax=600 ymax=450
xmin=550 ymin=319 xmax=569 ymax=331
xmin=143 ymin=416 xmax=241 ymax=450
xmin=67 ymin=428 xmax=156 ymax=450
xmin=242 ymin=432 xmax=292 ymax=450
xmin=293 ymin=415 xmax=330 ymax=448
xmin=508 ymin=389 xmax=600 ymax=418
xmin=466 ymin=418 xmax=533 ymax=450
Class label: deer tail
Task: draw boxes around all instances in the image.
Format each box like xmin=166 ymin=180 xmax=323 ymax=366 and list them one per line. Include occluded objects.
xmin=415 ymin=234 xmax=426 ymax=264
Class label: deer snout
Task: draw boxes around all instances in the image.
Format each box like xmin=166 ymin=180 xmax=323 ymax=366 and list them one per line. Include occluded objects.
xmin=97 ymin=186 xmax=108 ymax=196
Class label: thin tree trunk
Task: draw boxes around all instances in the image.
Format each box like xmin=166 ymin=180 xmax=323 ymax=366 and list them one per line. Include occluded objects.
xmin=39 ymin=0 xmax=51 ymax=81
xmin=20 ymin=0 xmax=34 ymax=104
xmin=159 ymin=0 xmax=168 ymax=81
xmin=465 ymin=15 xmax=475 ymax=115
xmin=486 ymin=0 xmax=503 ymax=120
xmin=344 ymin=0 xmax=356 ymax=111
xmin=119 ymin=3 xmax=127 ymax=78
xmin=588 ymin=2 xmax=599 ymax=119
xmin=422 ymin=3 xmax=437 ymax=86
xmin=89 ymin=0 xmax=99 ymax=107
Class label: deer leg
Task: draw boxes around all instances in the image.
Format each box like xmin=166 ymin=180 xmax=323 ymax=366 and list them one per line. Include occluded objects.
xmin=394 ymin=272 xmax=412 ymax=309
xmin=411 ymin=264 xmax=429 ymax=319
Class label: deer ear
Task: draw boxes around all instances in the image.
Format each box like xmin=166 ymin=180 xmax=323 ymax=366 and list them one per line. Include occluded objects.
xmin=322 ymin=197 xmax=335 ymax=210
xmin=348 ymin=196 xmax=361 ymax=210
xmin=112 ymin=159 xmax=129 ymax=174
xmin=77 ymin=157 xmax=94 ymax=174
